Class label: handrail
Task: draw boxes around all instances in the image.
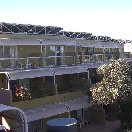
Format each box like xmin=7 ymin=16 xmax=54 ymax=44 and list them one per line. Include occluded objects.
xmin=0 ymin=52 xmax=130 ymax=70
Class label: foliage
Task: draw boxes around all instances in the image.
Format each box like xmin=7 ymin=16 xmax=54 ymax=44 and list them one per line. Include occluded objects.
xmin=31 ymin=81 xmax=55 ymax=98
xmin=91 ymin=59 xmax=132 ymax=105
xmin=15 ymin=86 xmax=31 ymax=101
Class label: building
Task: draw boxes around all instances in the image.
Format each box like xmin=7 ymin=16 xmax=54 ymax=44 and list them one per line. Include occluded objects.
xmin=0 ymin=22 xmax=131 ymax=132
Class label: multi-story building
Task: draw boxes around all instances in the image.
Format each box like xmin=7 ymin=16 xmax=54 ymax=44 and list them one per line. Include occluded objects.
xmin=0 ymin=22 xmax=131 ymax=132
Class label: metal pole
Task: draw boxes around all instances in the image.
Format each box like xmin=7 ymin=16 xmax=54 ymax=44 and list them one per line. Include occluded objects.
xmin=73 ymin=40 xmax=77 ymax=65
xmin=53 ymin=73 xmax=55 ymax=85
xmin=52 ymin=69 xmax=56 ymax=85
xmin=6 ymin=73 xmax=10 ymax=90
xmin=87 ymin=70 xmax=89 ymax=79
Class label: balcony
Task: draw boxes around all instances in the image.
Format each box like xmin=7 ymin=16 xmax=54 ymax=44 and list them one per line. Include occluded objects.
xmin=0 ymin=57 xmax=42 ymax=70
xmin=104 ymin=52 xmax=120 ymax=60
xmin=11 ymin=90 xmax=85 ymax=109
xmin=44 ymin=56 xmax=76 ymax=67
xmin=78 ymin=52 xmax=104 ymax=64
xmin=0 ymin=54 xmax=76 ymax=70
xmin=0 ymin=51 xmax=126 ymax=70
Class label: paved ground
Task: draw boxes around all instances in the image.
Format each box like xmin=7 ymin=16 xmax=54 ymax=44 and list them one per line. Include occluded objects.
xmin=78 ymin=120 xmax=121 ymax=132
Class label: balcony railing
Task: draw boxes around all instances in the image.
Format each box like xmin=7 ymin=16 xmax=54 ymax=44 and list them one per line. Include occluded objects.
xmin=123 ymin=52 xmax=131 ymax=58
xmin=44 ymin=56 xmax=76 ymax=67
xmin=0 ymin=58 xmax=27 ymax=69
xmin=0 ymin=57 xmax=43 ymax=70
xmin=0 ymin=51 xmax=127 ymax=70
xmin=104 ymin=52 xmax=120 ymax=60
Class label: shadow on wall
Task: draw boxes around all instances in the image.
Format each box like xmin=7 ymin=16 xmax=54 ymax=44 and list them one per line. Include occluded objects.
xmin=0 ymin=89 xmax=12 ymax=105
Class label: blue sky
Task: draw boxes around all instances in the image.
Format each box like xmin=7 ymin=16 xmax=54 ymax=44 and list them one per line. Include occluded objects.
xmin=0 ymin=0 xmax=132 ymax=39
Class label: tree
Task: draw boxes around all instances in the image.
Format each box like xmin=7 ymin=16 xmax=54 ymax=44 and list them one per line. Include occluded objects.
xmin=91 ymin=59 xmax=132 ymax=105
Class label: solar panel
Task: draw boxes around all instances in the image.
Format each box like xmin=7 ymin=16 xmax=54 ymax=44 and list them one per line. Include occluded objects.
xmin=0 ymin=22 xmax=130 ymax=44
xmin=0 ymin=22 xmax=63 ymax=35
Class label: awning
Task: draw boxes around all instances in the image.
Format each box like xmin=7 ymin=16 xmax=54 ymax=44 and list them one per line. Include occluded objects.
xmin=0 ymin=39 xmax=40 ymax=46
xmin=124 ymin=58 xmax=132 ymax=62
xmin=102 ymin=42 xmax=121 ymax=48
xmin=0 ymin=39 xmax=75 ymax=46
xmin=65 ymin=96 xmax=91 ymax=111
xmin=0 ymin=104 xmax=28 ymax=132
xmin=42 ymin=40 xmax=75 ymax=46
xmin=77 ymin=42 xmax=104 ymax=48
xmin=76 ymin=42 xmax=95 ymax=47
xmin=0 ymin=104 xmax=18 ymax=112
xmin=24 ymin=96 xmax=91 ymax=122
xmin=54 ymin=66 xmax=87 ymax=75
xmin=7 ymin=68 xmax=53 ymax=80
xmin=80 ymin=62 xmax=109 ymax=69
xmin=91 ymin=62 xmax=108 ymax=68
xmin=24 ymin=103 xmax=68 ymax=122
xmin=77 ymin=41 xmax=121 ymax=48
xmin=1 ymin=66 xmax=88 ymax=80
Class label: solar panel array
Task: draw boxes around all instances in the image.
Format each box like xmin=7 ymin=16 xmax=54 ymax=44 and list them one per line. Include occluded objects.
xmin=0 ymin=22 xmax=131 ymax=44
xmin=0 ymin=22 xmax=62 ymax=35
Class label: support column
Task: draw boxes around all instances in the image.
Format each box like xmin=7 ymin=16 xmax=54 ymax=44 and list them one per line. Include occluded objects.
xmin=87 ymin=70 xmax=89 ymax=79
xmin=74 ymin=40 xmax=78 ymax=65
xmin=52 ymin=70 xmax=58 ymax=95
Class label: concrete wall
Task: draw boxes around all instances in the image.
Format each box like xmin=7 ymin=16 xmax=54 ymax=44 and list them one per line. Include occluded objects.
xmin=90 ymin=108 xmax=105 ymax=124
xmin=11 ymin=91 xmax=84 ymax=109
xmin=0 ymin=89 xmax=12 ymax=105
xmin=0 ymin=74 xmax=7 ymax=89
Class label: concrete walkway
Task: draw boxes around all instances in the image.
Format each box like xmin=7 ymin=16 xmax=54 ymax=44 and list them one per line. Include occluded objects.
xmin=78 ymin=120 xmax=121 ymax=132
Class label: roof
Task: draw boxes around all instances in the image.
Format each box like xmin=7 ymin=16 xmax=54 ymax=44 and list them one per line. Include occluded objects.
xmin=0 ymin=104 xmax=28 ymax=132
xmin=24 ymin=96 xmax=91 ymax=122
xmin=0 ymin=104 xmax=17 ymax=112
xmin=0 ymin=66 xmax=88 ymax=80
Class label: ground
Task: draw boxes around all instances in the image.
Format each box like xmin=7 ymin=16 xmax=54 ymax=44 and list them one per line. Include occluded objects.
xmin=78 ymin=120 xmax=121 ymax=132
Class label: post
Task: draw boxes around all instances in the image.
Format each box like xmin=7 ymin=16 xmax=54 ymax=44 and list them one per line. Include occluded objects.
xmin=73 ymin=40 xmax=77 ymax=65
xmin=52 ymin=70 xmax=58 ymax=95
xmin=87 ymin=70 xmax=89 ymax=79
xmin=103 ymin=46 xmax=105 ymax=61
xmin=53 ymin=72 xmax=55 ymax=85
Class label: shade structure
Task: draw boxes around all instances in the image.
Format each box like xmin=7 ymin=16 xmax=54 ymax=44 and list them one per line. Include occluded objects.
xmin=64 ymin=96 xmax=91 ymax=111
xmin=24 ymin=96 xmax=91 ymax=122
xmin=77 ymin=41 xmax=121 ymax=48
xmin=0 ymin=39 xmax=75 ymax=46
xmin=24 ymin=103 xmax=68 ymax=122
xmin=5 ymin=68 xmax=53 ymax=80
xmin=0 ymin=104 xmax=28 ymax=132
xmin=124 ymin=58 xmax=132 ymax=62
xmin=76 ymin=41 xmax=95 ymax=47
xmin=54 ymin=66 xmax=87 ymax=75
xmin=102 ymin=42 xmax=121 ymax=48
xmin=1 ymin=66 xmax=88 ymax=80
xmin=42 ymin=39 xmax=75 ymax=46
xmin=0 ymin=39 xmax=39 ymax=46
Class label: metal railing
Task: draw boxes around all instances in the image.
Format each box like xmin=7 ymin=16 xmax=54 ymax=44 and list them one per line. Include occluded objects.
xmin=0 ymin=51 xmax=128 ymax=70
xmin=44 ymin=56 xmax=76 ymax=67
